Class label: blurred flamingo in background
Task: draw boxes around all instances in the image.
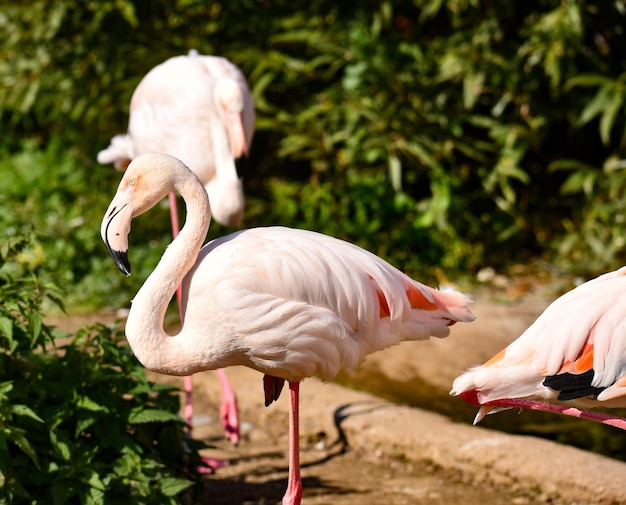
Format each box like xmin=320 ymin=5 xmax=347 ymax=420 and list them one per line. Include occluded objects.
xmin=98 ymin=50 xmax=255 ymax=446
xmin=451 ymin=267 xmax=626 ymax=430
xmin=101 ymin=153 xmax=476 ymax=505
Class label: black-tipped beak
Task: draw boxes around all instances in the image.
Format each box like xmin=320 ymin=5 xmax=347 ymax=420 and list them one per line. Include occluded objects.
xmin=109 ymin=248 xmax=131 ymax=276
xmin=101 ymin=199 xmax=133 ymax=276
xmin=234 ymin=154 xmax=249 ymax=178
xmin=103 ymin=236 xmax=131 ymax=276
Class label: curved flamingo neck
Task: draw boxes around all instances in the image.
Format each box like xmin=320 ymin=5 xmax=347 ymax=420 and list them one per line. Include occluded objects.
xmin=125 ymin=170 xmax=210 ymax=375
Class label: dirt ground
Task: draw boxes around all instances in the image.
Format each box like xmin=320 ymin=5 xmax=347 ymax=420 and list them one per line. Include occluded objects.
xmin=49 ymin=286 xmax=626 ymax=505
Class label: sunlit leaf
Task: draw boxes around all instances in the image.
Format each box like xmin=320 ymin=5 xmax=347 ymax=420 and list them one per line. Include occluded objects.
xmin=76 ymin=395 xmax=109 ymax=412
xmin=11 ymin=404 xmax=44 ymax=423
xmin=29 ymin=312 xmax=42 ymax=347
xmin=160 ymin=477 xmax=194 ymax=497
xmin=463 ymin=71 xmax=485 ymax=110
xmin=388 ymin=154 xmax=402 ymax=192
xmin=577 ymin=85 xmax=615 ymax=126
xmin=566 ymin=73 xmax=615 ymax=90
xmin=128 ymin=408 xmax=182 ymax=424
xmin=0 ymin=317 xmax=13 ymax=343
xmin=599 ymin=91 xmax=623 ymax=145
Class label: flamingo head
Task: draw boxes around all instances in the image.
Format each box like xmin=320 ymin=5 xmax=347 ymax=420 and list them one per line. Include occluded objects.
xmin=215 ymin=79 xmax=249 ymax=159
xmin=101 ymin=153 xmax=192 ymax=275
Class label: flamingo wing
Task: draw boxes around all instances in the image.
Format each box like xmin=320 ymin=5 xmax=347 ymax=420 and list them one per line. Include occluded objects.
xmin=96 ymin=134 xmax=135 ymax=170
xmin=451 ymin=266 xmax=626 ymax=408
xmin=181 ymin=227 xmax=475 ymax=383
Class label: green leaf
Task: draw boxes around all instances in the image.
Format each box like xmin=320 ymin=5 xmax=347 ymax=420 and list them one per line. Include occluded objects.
xmin=417 ymin=0 xmax=444 ymax=21
xmin=463 ymin=71 xmax=485 ymax=110
xmin=566 ymin=73 xmax=615 ymax=89
xmin=76 ymin=395 xmax=109 ymax=412
xmin=577 ymin=85 xmax=614 ymax=126
xmin=160 ymin=476 xmax=194 ymax=497
xmin=116 ymin=1 xmax=138 ymax=27
xmin=11 ymin=404 xmax=44 ymax=423
xmin=49 ymin=431 xmax=72 ymax=461
xmin=74 ymin=415 xmax=98 ymax=437
xmin=83 ymin=470 xmax=106 ymax=491
xmin=388 ymin=154 xmax=402 ymax=192
xmin=128 ymin=408 xmax=182 ymax=425
xmin=28 ymin=311 xmax=42 ymax=347
xmin=0 ymin=316 xmax=12 ymax=343
xmin=12 ymin=432 xmax=40 ymax=468
xmin=0 ymin=381 xmax=13 ymax=396
xmin=599 ymin=91 xmax=623 ymax=145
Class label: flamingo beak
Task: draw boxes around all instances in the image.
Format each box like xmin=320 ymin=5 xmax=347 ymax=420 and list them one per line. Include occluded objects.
xmin=224 ymin=110 xmax=248 ymax=160
xmin=101 ymin=191 xmax=133 ymax=276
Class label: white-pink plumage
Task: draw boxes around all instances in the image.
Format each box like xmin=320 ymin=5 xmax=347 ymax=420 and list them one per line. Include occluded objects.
xmin=452 ymin=267 xmax=626 ymax=426
xmin=98 ymin=50 xmax=254 ymax=227
xmin=98 ymin=51 xmax=254 ymax=447
xmin=101 ymin=153 xmax=475 ymax=505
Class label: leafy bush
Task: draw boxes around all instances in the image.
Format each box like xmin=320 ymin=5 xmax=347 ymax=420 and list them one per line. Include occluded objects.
xmin=0 ymin=138 xmax=173 ymax=309
xmin=0 ymin=235 xmax=205 ymax=504
xmin=3 ymin=0 xmax=626 ymax=296
xmin=242 ymin=0 xmax=626 ymax=277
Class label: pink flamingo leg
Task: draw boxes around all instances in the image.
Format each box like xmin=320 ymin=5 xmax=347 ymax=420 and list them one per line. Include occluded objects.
xmin=217 ymin=368 xmax=240 ymax=444
xmin=486 ymin=398 xmax=626 ymax=430
xmin=168 ymin=192 xmax=239 ymax=469
xmin=282 ymin=381 xmax=303 ymax=505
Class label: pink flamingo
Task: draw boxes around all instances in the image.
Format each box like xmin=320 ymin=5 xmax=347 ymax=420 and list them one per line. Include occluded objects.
xmin=98 ymin=51 xmax=254 ymax=445
xmin=451 ymin=267 xmax=626 ymax=430
xmin=101 ymin=153 xmax=476 ymax=504
xmin=98 ymin=50 xmax=254 ymax=227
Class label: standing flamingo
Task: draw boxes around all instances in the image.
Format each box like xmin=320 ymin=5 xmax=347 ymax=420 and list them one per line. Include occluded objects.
xmin=98 ymin=50 xmax=254 ymax=227
xmin=101 ymin=153 xmax=476 ymax=504
xmin=451 ymin=267 xmax=626 ymax=430
xmin=98 ymin=51 xmax=254 ymax=444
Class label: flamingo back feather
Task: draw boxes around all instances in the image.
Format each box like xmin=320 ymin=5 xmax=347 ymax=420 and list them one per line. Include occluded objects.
xmin=182 ymin=227 xmax=475 ymax=382
xmin=451 ymin=266 xmax=626 ymax=409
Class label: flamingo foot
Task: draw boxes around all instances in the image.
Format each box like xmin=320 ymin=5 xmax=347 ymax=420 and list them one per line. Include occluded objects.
xmin=195 ymin=455 xmax=230 ymax=475
xmin=217 ymin=368 xmax=240 ymax=444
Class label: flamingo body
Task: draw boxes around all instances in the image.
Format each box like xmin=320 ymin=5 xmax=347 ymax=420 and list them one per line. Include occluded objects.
xmin=98 ymin=51 xmax=254 ymax=227
xmin=102 ymin=153 xmax=475 ymax=504
xmin=452 ymin=267 xmax=626 ymax=423
xmin=180 ymin=226 xmax=473 ymax=381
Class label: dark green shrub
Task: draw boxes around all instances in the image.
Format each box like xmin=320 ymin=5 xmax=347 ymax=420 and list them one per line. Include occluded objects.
xmin=0 ymin=138 xmax=171 ymax=309
xmin=3 ymin=0 xmax=626 ymax=296
xmin=0 ymin=234 xmax=205 ymax=504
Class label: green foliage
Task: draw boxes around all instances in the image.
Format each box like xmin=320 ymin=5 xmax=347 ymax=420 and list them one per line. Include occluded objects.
xmin=3 ymin=0 xmax=626 ymax=289
xmin=0 ymin=138 xmax=170 ymax=309
xmin=259 ymin=171 xmax=479 ymax=280
xmin=240 ymin=0 xmax=626 ymax=277
xmin=550 ymin=154 xmax=626 ymax=272
xmin=0 ymin=235 xmax=205 ymax=504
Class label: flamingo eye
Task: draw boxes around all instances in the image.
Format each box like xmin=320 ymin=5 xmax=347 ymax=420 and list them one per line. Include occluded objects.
xmin=128 ymin=179 xmax=136 ymax=186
